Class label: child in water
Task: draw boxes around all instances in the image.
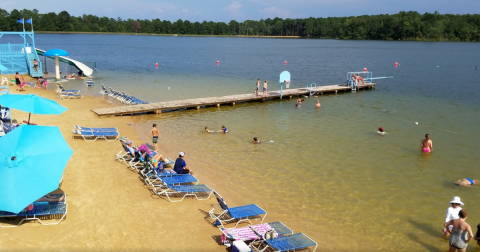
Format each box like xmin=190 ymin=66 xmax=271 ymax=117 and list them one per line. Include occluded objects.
xmin=377 ymin=127 xmax=387 ymax=135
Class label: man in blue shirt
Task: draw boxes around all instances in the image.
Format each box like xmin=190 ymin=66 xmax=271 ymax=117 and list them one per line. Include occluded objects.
xmin=173 ymin=152 xmax=193 ymax=175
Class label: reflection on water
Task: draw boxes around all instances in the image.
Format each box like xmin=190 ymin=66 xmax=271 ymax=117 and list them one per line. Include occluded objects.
xmin=34 ymin=34 xmax=480 ymax=251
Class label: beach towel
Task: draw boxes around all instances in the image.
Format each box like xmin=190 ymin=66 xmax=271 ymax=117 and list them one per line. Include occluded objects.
xmin=138 ymin=144 xmax=151 ymax=156
xmin=221 ymin=223 xmax=278 ymax=246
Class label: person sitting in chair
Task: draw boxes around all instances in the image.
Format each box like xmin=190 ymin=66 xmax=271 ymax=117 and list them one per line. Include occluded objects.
xmin=173 ymin=152 xmax=193 ymax=175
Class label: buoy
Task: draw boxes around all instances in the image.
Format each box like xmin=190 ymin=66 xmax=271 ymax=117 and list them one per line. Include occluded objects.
xmin=284 ymin=61 xmax=287 ymax=65
xmin=155 ymin=63 xmax=159 ymax=67
xmin=415 ymin=122 xmax=418 ymax=125
xmin=363 ymin=68 xmax=367 ymax=71
xmin=394 ymin=62 xmax=398 ymax=67
xmin=168 ymin=87 xmax=170 ymax=90
xmin=216 ymin=61 xmax=219 ymax=64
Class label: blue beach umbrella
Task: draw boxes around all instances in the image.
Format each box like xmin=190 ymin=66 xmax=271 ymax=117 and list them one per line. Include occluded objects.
xmin=0 ymin=125 xmax=73 ymax=214
xmin=0 ymin=94 xmax=67 ymax=123
xmin=44 ymin=49 xmax=69 ymax=80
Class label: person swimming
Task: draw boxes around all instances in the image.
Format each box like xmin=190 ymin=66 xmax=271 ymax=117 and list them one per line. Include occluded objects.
xmin=456 ymin=178 xmax=479 ymax=186
xmin=219 ymin=125 xmax=228 ymax=133
xmin=253 ymin=137 xmax=261 ymax=144
xmin=205 ymin=127 xmax=215 ymax=133
xmin=377 ymin=127 xmax=387 ymax=135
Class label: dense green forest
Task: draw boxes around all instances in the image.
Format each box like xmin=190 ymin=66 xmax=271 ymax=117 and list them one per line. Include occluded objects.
xmin=1 ymin=8 xmax=479 ymax=41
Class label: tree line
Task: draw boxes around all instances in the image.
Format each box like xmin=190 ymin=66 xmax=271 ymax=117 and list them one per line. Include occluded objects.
xmin=1 ymin=8 xmax=479 ymax=41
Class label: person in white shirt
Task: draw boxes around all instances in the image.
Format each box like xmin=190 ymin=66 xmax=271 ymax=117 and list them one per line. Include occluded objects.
xmin=444 ymin=196 xmax=464 ymax=236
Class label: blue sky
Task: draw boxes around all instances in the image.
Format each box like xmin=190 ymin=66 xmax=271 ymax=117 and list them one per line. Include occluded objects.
xmin=1 ymin=0 xmax=479 ymax=22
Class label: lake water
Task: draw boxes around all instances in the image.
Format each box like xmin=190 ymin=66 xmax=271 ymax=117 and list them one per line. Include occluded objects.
xmin=36 ymin=34 xmax=480 ymax=251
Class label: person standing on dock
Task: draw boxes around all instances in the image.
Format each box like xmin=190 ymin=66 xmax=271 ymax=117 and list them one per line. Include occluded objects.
xmin=263 ymin=80 xmax=268 ymax=97
xmin=147 ymin=124 xmax=161 ymax=152
xmin=255 ymin=79 xmax=260 ymax=96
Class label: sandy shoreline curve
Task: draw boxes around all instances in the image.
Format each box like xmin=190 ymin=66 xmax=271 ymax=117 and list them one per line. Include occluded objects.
xmin=0 ymin=81 xmax=226 ymax=251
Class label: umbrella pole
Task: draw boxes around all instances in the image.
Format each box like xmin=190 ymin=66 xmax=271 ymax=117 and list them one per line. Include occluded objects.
xmin=28 ymin=113 xmax=31 ymax=124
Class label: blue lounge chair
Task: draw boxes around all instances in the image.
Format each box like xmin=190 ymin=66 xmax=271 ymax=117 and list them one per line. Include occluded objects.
xmin=153 ymin=183 xmax=213 ymax=202
xmin=0 ymin=86 xmax=9 ymax=95
xmin=0 ymin=194 xmax=67 ymax=227
xmin=59 ymin=93 xmax=83 ymax=99
xmin=249 ymin=231 xmax=317 ymax=252
xmin=209 ymin=191 xmax=267 ymax=228
xmin=145 ymin=165 xmax=198 ymax=186
xmin=100 ymin=84 xmax=109 ymax=95
xmin=74 ymin=125 xmax=118 ymax=132
xmin=86 ymin=79 xmax=94 ymax=86
xmin=72 ymin=129 xmax=119 ymax=141
xmin=56 ymin=84 xmax=80 ymax=95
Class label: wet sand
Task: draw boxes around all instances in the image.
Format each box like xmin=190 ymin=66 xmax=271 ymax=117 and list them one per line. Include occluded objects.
xmin=0 ymin=81 xmax=227 ymax=251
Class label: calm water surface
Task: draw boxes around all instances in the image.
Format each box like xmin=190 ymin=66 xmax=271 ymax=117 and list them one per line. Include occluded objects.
xmin=36 ymin=34 xmax=480 ymax=251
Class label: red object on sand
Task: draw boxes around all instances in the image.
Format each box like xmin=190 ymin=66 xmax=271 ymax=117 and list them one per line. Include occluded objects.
xmin=23 ymin=120 xmax=37 ymax=125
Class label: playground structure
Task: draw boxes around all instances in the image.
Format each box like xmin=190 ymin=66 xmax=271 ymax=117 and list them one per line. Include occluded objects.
xmin=0 ymin=23 xmax=93 ymax=78
xmin=0 ymin=30 xmax=42 ymax=77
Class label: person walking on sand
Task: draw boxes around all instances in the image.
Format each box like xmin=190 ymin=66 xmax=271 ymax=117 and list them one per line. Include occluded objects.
xmin=444 ymin=196 xmax=464 ymax=236
xmin=15 ymin=72 xmax=25 ymax=91
xmin=255 ymin=79 xmax=260 ymax=96
xmin=315 ymin=100 xmax=321 ymax=109
xmin=421 ymin=133 xmax=433 ymax=152
xmin=445 ymin=209 xmax=473 ymax=252
xmin=147 ymin=124 xmax=160 ymax=152
xmin=263 ymin=80 xmax=268 ymax=98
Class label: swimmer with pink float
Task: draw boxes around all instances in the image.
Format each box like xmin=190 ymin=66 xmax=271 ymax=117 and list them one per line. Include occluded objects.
xmin=421 ymin=133 xmax=433 ymax=152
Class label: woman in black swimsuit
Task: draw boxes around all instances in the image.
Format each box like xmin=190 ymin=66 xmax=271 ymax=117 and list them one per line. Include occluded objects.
xmin=15 ymin=72 xmax=25 ymax=91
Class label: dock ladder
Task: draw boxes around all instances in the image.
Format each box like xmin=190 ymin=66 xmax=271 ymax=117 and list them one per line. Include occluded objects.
xmin=306 ymin=83 xmax=317 ymax=96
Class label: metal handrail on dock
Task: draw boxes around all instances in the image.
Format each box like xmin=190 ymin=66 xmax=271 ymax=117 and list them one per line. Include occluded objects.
xmin=91 ymin=83 xmax=376 ymax=117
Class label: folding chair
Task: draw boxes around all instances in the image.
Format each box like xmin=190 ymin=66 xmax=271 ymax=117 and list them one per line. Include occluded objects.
xmin=209 ymin=191 xmax=267 ymax=228
xmin=72 ymin=129 xmax=119 ymax=141
xmin=74 ymin=125 xmax=118 ymax=132
xmin=59 ymin=93 xmax=83 ymax=99
xmin=153 ymin=183 xmax=213 ymax=202
xmin=249 ymin=231 xmax=317 ymax=252
xmin=220 ymin=221 xmax=293 ymax=247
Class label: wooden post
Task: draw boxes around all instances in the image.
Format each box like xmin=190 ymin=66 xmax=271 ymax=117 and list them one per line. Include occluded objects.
xmin=155 ymin=110 xmax=162 ymax=114
xmin=321 ymin=92 xmax=323 ymax=95
xmin=217 ymin=104 xmax=220 ymax=107
xmin=289 ymin=96 xmax=292 ymax=99
xmin=196 ymin=106 xmax=200 ymax=110
xmin=335 ymin=90 xmax=338 ymax=94
xmin=232 ymin=102 xmax=235 ymax=106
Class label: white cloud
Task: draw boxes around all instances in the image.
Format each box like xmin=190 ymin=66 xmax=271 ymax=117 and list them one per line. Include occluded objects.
xmin=224 ymin=1 xmax=243 ymax=19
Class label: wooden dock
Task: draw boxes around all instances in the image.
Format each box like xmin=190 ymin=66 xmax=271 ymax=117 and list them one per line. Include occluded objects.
xmin=91 ymin=83 xmax=375 ymax=117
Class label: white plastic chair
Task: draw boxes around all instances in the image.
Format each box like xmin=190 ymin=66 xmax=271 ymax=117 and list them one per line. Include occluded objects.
xmin=1 ymin=76 xmax=8 ymax=86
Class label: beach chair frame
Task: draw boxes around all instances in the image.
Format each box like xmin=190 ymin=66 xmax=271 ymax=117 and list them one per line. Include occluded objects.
xmin=249 ymin=231 xmax=317 ymax=252
xmin=59 ymin=93 xmax=83 ymax=99
xmin=0 ymin=194 xmax=67 ymax=228
xmin=209 ymin=191 xmax=267 ymax=228
xmin=152 ymin=183 xmax=213 ymax=202
xmin=72 ymin=129 xmax=119 ymax=142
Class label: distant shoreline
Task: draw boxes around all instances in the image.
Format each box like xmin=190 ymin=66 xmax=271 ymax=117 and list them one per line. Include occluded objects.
xmin=35 ymin=31 xmax=302 ymax=39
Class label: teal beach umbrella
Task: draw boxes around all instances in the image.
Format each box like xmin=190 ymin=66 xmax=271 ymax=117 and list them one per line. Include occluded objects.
xmin=0 ymin=125 xmax=73 ymax=214
xmin=0 ymin=94 xmax=67 ymax=123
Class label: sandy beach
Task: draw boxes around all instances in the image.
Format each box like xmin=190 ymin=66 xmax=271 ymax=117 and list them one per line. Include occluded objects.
xmin=0 ymin=78 xmax=228 ymax=251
